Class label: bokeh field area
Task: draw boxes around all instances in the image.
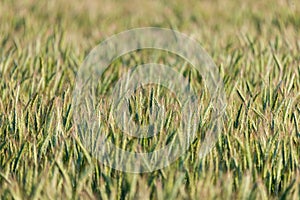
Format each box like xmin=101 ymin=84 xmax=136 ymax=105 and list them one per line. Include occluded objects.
xmin=0 ymin=0 xmax=300 ymax=199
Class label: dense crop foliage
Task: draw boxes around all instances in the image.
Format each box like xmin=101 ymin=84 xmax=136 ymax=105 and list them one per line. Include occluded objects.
xmin=0 ymin=0 xmax=299 ymax=199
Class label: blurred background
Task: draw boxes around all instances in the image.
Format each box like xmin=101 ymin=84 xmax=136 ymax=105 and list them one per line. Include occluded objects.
xmin=1 ymin=0 xmax=299 ymax=54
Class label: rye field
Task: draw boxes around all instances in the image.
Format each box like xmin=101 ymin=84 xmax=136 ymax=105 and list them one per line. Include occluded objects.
xmin=0 ymin=0 xmax=300 ymax=199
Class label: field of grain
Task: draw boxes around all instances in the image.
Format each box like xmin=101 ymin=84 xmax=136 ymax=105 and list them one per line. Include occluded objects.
xmin=0 ymin=0 xmax=299 ymax=199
